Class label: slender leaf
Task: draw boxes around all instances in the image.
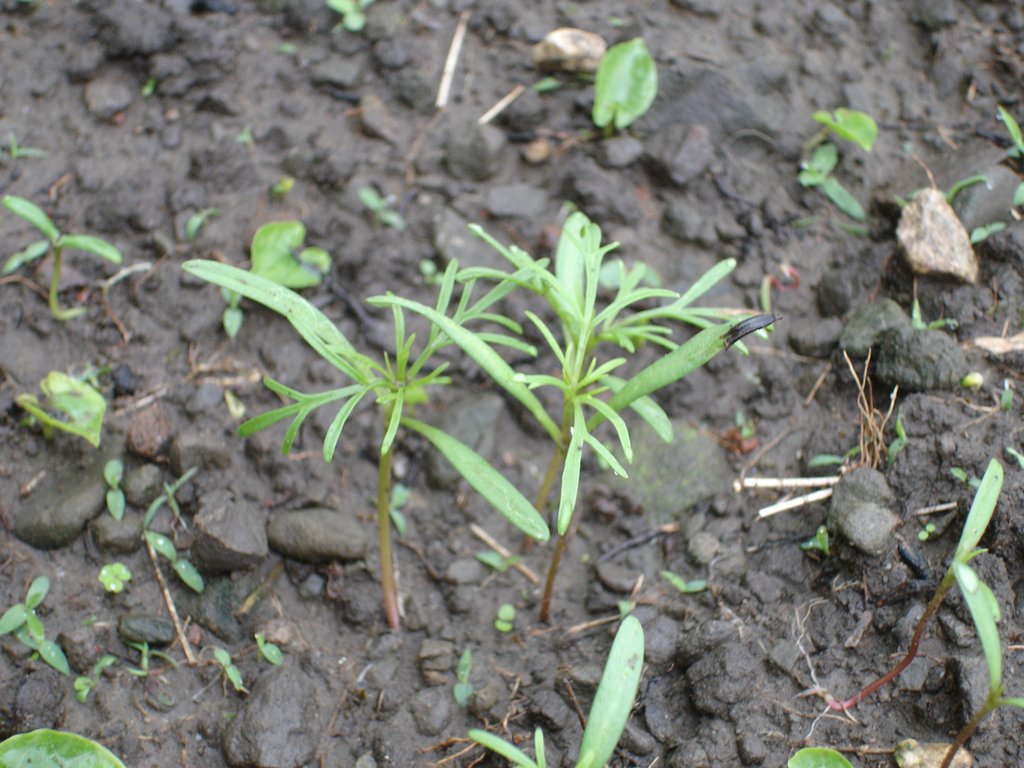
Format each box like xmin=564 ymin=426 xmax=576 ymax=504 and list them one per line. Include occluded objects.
xmin=1001 ymin=697 xmax=1024 ymax=709
xmin=955 ymin=459 xmax=1003 ymax=562
xmin=38 ymin=640 xmax=71 ymax=675
xmin=173 ymin=559 xmax=205 ymax=593
xmin=556 ymin=407 xmax=586 ymax=536
xmin=380 ymin=388 xmax=405 ymax=456
xmin=59 ymin=234 xmax=123 ymax=264
xmin=323 ymin=386 xmax=372 ymax=462
xmin=820 ymin=177 xmax=866 ymax=220
xmin=467 ymin=730 xmax=539 ymax=768
xmin=954 ymin=561 xmax=1003 ymax=689
xmin=585 ymin=396 xmax=632 ymax=462
xmin=403 ymin=418 xmax=549 ymax=541
xmin=2 ymin=195 xmax=59 ymax=241
xmin=3 ymin=239 xmax=49 ymax=274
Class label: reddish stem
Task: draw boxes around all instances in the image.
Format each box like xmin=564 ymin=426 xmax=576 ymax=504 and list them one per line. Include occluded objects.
xmin=940 ymin=697 xmax=992 ymax=768
xmin=376 ymin=445 xmax=401 ymax=631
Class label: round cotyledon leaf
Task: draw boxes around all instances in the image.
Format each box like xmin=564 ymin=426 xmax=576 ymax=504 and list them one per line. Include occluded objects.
xmin=0 ymin=729 xmax=127 ymax=768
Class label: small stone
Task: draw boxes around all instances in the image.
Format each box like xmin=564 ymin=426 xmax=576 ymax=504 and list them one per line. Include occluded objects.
xmin=446 ymin=122 xmax=507 ymax=181
xmin=91 ymin=510 xmax=144 ymax=554
xmin=409 ymin=687 xmax=452 ymax=736
xmin=828 ymin=468 xmax=899 ymax=556
xmin=127 ymin=403 xmax=174 ymax=459
xmin=594 ymin=561 xmax=637 ymax=593
xmin=532 ymin=28 xmax=607 ymax=74
xmin=897 ymin=188 xmax=978 ymax=283
xmin=118 ymin=614 xmax=176 ymax=646
xmin=359 ymin=92 xmax=398 ymax=144
xmin=169 ymin=429 xmax=233 ymax=474
xmin=266 ymin=507 xmax=369 ymax=563
xmin=486 ymin=183 xmax=548 ymax=219
xmin=58 ymin=624 xmax=110 ymax=674
xmin=874 ymin=326 xmax=967 ymax=392
xmin=444 ymin=558 xmax=486 ymax=585
xmin=192 ymin=489 xmax=268 ymax=574
xmin=122 ymin=463 xmax=164 ymax=507
xmin=838 ymin=298 xmax=912 ymax=358
xmin=84 ymin=72 xmax=136 ymax=120
xmin=418 ymin=639 xmax=455 ymax=677
xmin=310 ymin=60 xmax=362 ymax=89
xmin=522 ymin=136 xmax=553 ymax=164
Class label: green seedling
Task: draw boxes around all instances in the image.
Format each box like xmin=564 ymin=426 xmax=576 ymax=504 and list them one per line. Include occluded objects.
xmin=997 ymin=105 xmax=1024 ymax=159
xmin=799 ymin=525 xmax=830 ymax=556
xmin=970 ymin=221 xmax=1006 ymax=244
xmin=1005 ymin=446 xmax=1024 ymax=470
xmin=327 ymin=0 xmax=374 ymax=32
xmin=0 ymin=576 xmax=71 ymax=675
xmin=222 ymin=288 xmax=243 ymax=339
xmin=812 ymin=108 xmax=878 ymax=152
xmin=533 ymin=76 xmax=562 ymax=93
xmin=788 ymin=747 xmax=853 ymax=768
xmin=270 ymin=176 xmax=294 ymax=201
xmin=1000 ymin=380 xmax=1013 ymax=411
xmin=146 ymin=531 xmax=204 ymax=593
xmin=887 ymin=410 xmax=906 ymax=467
xmin=182 ymin=256 xmax=549 ymax=631
xmin=236 ymin=126 xmax=254 ymax=147
xmin=818 ymin=459 xmax=1003 ymax=715
xmin=494 ymin=603 xmax=516 ymax=633
xmin=124 ymin=640 xmax=177 ymax=678
xmin=960 ymin=371 xmax=984 ymax=390
xmin=950 ymin=466 xmax=981 ymax=489
xmin=144 ymin=466 xmax=198 ymax=530
xmin=103 ymin=459 xmax=125 ymax=520
xmin=808 ymin=446 xmax=861 ymax=467
xmin=798 ymin=142 xmax=865 ymax=221
xmin=212 ymin=647 xmax=247 ymax=694
xmin=470 ymin=614 xmax=644 ymax=768
xmin=476 ymin=550 xmax=522 ymax=573
xmin=388 ymin=482 xmax=410 ymax=537
xmin=141 ymin=77 xmax=157 ymax=97
xmin=1 ymin=133 xmax=48 ymax=163
xmin=910 ymin=297 xmax=957 ymax=331
xmin=917 ymin=522 xmax=936 ymax=542
xmin=592 ymin=38 xmax=657 ymax=132
xmin=98 ymin=562 xmax=131 ymax=594
xmin=453 ymin=647 xmax=473 ymax=707
xmin=74 ymin=654 xmax=117 ymax=703
xmin=661 ymin=570 xmax=707 ymax=593
xmin=16 ymin=370 xmax=107 ymax=447
xmin=1 ymin=194 xmax=122 ymax=320
xmin=255 ymin=633 xmax=282 ymax=666
xmin=0 ymin=729 xmax=127 ymax=768
xmin=185 ymin=208 xmax=219 ymax=241
xmin=385 ymin=212 xmax=768 ymax=621
xmin=358 ymin=187 xmax=405 ymax=231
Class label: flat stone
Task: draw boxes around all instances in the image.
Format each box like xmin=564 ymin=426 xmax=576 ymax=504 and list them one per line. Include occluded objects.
xmin=169 ymin=429 xmax=232 ymax=475
xmin=838 ymin=298 xmax=912 ymax=358
xmin=828 ymin=468 xmax=899 ymax=556
xmin=266 ymin=507 xmax=369 ymax=563
xmin=875 ymin=326 xmax=967 ymax=391
xmin=192 ymin=489 xmax=268 ymax=574
xmin=898 ymin=188 xmax=978 ymax=283
xmin=127 ymin=403 xmax=174 ymax=460
xmin=446 ymin=122 xmax=507 ymax=181
xmin=119 ymin=614 xmax=175 ymax=645
xmin=359 ymin=92 xmax=398 ymax=144
xmin=531 ymin=28 xmax=606 ymax=74
xmin=91 ymin=510 xmax=144 ymax=554
xmin=409 ymin=687 xmax=452 ymax=736
xmin=84 ymin=72 xmax=135 ymax=120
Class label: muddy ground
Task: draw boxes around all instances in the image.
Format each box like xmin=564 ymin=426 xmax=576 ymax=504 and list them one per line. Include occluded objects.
xmin=1 ymin=1 xmax=1023 ymax=766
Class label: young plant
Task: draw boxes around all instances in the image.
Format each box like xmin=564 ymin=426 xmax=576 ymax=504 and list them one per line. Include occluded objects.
xmin=1 ymin=133 xmax=48 ymax=163
xmin=104 ymin=459 xmax=125 ymax=520
xmin=376 ymin=211 xmax=773 ymax=621
xmin=98 ymin=562 xmax=132 ymax=593
xmin=212 ymin=647 xmax=247 ymax=694
xmin=181 ymin=257 xmax=549 ymax=630
xmin=799 ymin=108 xmax=876 ymax=222
xmin=255 ymin=632 xmax=282 ymax=666
xmin=661 ymin=570 xmax=707 ymax=593
xmin=818 ymin=459 xmax=1003 ymax=714
xmin=326 ymin=0 xmax=374 ymax=32
xmin=0 ymin=576 xmax=71 ymax=675
xmin=469 ymin=614 xmax=644 ymax=768
xmin=788 ymin=747 xmax=852 ymax=768
xmin=494 ymin=603 xmax=516 ymax=633
xmin=358 ymin=187 xmax=406 ymax=231
xmin=16 ymin=370 xmax=107 ymax=447
xmin=799 ymin=525 xmax=830 ymax=556
xmin=1 ymin=194 xmax=122 ymax=320
xmin=143 ymin=467 xmax=204 ymax=593
xmin=592 ymin=38 xmax=657 ymax=132
xmin=453 ymin=647 xmax=473 ymax=707
xmin=74 ymin=654 xmax=118 ymax=703
xmin=0 ymin=730 xmax=127 ymax=768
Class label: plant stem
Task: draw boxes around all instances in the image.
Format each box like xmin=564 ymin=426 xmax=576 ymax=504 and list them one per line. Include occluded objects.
xmin=539 ymin=405 xmax=575 ymax=623
xmin=376 ymin=443 xmax=401 ymax=631
xmin=940 ymin=693 xmax=997 ymax=768
xmin=829 ymin=568 xmax=955 ymax=711
xmin=47 ymin=245 xmax=83 ymax=320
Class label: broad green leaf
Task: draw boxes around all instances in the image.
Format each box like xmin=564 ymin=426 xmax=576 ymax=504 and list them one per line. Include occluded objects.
xmin=0 ymin=604 xmax=27 ymax=635
xmin=955 ymin=459 xmax=1003 ymax=562
xmin=820 ymin=177 xmax=866 ymax=220
xmin=954 ymin=561 xmax=1002 ymax=689
xmin=403 ymin=418 xmax=549 ymax=541
xmin=808 ymin=142 xmax=838 ymax=176
xmin=812 ymin=108 xmax=878 ymax=152
xmin=173 ymin=559 xmax=205 ymax=593
xmin=38 ymin=640 xmax=71 ymax=675
xmin=250 ymin=221 xmax=329 ymax=289
xmin=558 ymin=407 xmax=586 ymax=536
xmin=787 ymin=746 xmax=855 ymax=768
xmin=0 ymin=729 xmax=127 ymax=768
xmin=369 ymin=295 xmax=560 ymax=441
xmin=145 ymin=531 xmax=177 ymax=562
xmin=592 ymin=38 xmax=658 ymax=131
xmin=970 ymin=221 xmax=1006 ymax=244
xmin=15 ymin=372 xmax=107 ymax=448
xmin=467 ymin=729 xmax=539 ymax=768
xmin=3 ymin=239 xmax=49 ymax=274
xmin=59 ymin=234 xmax=123 ymax=264
xmin=25 ymin=576 xmax=50 ymax=609
xmin=578 ymin=615 xmax=645 ymax=768
xmin=2 ymin=195 xmax=60 ymax=242
xmin=256 ymin=635 xmax=283 ymax=665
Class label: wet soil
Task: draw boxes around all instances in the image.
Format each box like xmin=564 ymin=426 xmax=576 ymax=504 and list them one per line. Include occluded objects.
xmin=1 ymin=1 xmax=1023 ymax=767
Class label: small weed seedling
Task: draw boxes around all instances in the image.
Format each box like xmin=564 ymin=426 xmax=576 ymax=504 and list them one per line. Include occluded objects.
xmin=0 ymin=576 xmax=71 ymax=675
xmin=212 ymin=647 xmax=247 ymax=694
xmin=799 ymin=525 xmax=830 ymax=556
xmin=799 ymin=108 xmax=877 ymax=222
xmin=183 ymin=253 xmax=549 ymax=630
xmin=592 ymin=38 xmax=657 ymax=133
xmin=16 ymin=370 xmax=107 ymax=447
xmin=388 ymin=482 xmax=410 ymax=537
xmin=494 ymin=603 xmax=516 ymax=633
xmin=74 ymin=654 xmax=118 ymax=703
xmin=185 ymin=208 xmax=219 ymax=241
xmin=661 ymin=570 xmax=707 ymax=594
xmin=788 ymin=747 xmax=852 ymax=768
xmin=104 ymin=459 xmax=125 ymax=520
xmin=143 ymin=467 xmax=204 ymax=593
xmin=98 ymin=562 xmax=132 ymax=593
xmin=0 ymin=730 xmax=126 ymax=768
xmin=254 ymin=633 xmax=282 ymax=665
xmin=358 ymin=186 xmax=406 ymax=231
xmin=477 ymin=550 xmax=522 ymax=573
xmin=470 ymin=614 xmax=644 ymax=768
xmin=327 ymin=0 xmax=374 ymax=32
xmin=453 ymin=647 xmax=473 ymax=707
xmin=1 ymin=194 xmax=122 ymax=320
xmin=1 ymin=133 xmax=48 ymax=164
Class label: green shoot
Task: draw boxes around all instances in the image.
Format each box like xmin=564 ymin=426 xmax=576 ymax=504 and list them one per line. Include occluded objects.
xmin=326 ymin=0 xmax=374 ymax=33
xmin=16 ymin=371 xmax=107 ymax=447
xmin=798 ymin=143 xmax=866 ymax=220
xmin=494 ymin=603 xmax=516 ymax=633
xmin=997 ymin=105 xmax=1024 ymax=158
xmin=0 ymin=576 xmax=71 ymax=675
xmin=1 ymin=133 xmax=48 ymax=162
xmin=1005 ymin=446 xmax=1024 ymax=470
xmin=808 ymin=446 xmax=860 ymax=467
xmin=358 ymin=187 xmax=406 ymax=231
xmin=388 ymin=483 xmax=410 ymax=537
xmin=270 ymin=176 xmax=294 ymax=201
xmin=970 ymin=221 xmax=1006 ymax=244
xmin=104 ymin=459 xmax=126 ymax=520
xmin=945 ymin=174 xmax=989 ymax=204
xmin=789 ymin=747 xmax=853 ymax=768
xmin=98 ymin=562 xmax=132 ymax=593
xmin=799 ymin=526 xmax=830 ymax=556
xmin=1000 ymin=380 xmax=1014 ymax=411
xmin=910 ymin=297 xmax=957 ymax=331
xmin=661 ymin=570 xmax=707 ymax=593
xmin=212 ymin=647 xmax=247 ymax=694
xmin=74 ymin=654 xmax=118 ymax=703
xmin=887 ymin=410 xmax=906 ymax=466
xmin=917 ymin=522 xmax=936 ymax=542
xmin=255 ymin=633 xmax=283 ymax=665
xmin=146 ymin=531 xmax=204 ymax=593
xmin=592 ymin=38 xmax=657 ymax=132
xmin=476 ymin=551 xmax=522 ymax=573
xmin=453 ymin=647 xmax=473 ymax=707
xmin=960 ymin=371 xmax=984 ymax=390
xmin=812 ymin=108 xmax=878 ymax=152
xmin=185 ymin=208 xmax=219 ymax=241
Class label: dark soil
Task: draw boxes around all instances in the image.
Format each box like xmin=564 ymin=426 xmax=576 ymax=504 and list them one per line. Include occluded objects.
xmin=1 ymin=1 xmax=1023 ymax=767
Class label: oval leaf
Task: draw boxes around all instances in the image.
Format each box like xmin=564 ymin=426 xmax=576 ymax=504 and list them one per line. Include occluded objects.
xmin=0 ymin=604 xmax=28 ymax=635
xmin=26 ymin=576 xmax=50 ymax=609
xmin=787 ymin=746 xmax=855 ymax=768
xmin=0 ymin=729 xmax=127 ymax=768
xmin=812 ymin=108 xmax=878 ymax=152
xmin=250 ymin=221 xmax=325 ymax=289
xmin=38 ymin=640 xmax=71 ymax=676
xmin=592 ymin=38 xmax=658 ymax=131
xmin=173 ymin=559 xmax=205 ymax=593
xmin=59 ymin=234 xmax=123 ymax=264
xmin=3 ymin=239 xmax=50 ymax=275
xmin=2 ymin=195 xmax=60 ymax=242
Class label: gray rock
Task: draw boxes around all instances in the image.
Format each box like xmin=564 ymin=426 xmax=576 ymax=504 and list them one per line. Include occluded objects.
xmin=444 ymin=557 xmax=486 ymax=585
xmin=409 ymin=687 xmax=452 ymax=736
xmin=485 ymin=183 xmax=548 ymax=219
xmin=309 ymin=59 xmax=362 ymax=89
xmin=12 ymin=671 xmax=63 ymax=733
xmin=646 ymin=123 xmax=715 ymax=187
xmin=418 ymin=639 xmax=455 ymax=676
xmin=266 ymin=507 xmax=369 ymax=562
xmin=84 ymin=72 xmax=135 ymax=120
xmin=596 ymin=136 xmax=644 ymax=168
xmin=612 ymin=420 xmax=731 ymax=522
xmin=559 ymin=156 xmax=642 ymax=224
xmin=359 ymin=92 xmax=398 ymax=144
xmin=687 ymin=531 xmax=723 ymax=566
xmin=223 ymin=666 xmax=324 ymax=768
xmin=838 ymin=298 xmax=912 ymax=357
xmin=643 ymin=614 xmax=681 ymax=666
xmin=119 ymin=614 xmax=175 ymax=646
xmin=827 ymin=467 xmax=899 ymax=556
xmin=952 ymin=164 xmax=1021 ymax=232
xmin=433 ymin=209 xmax=504 ymax=271
xmin=192 ymin=489 xmax=268 ymax=574
xmin=594 ymin=561 xmax=637 ymax=593
xmin=169 ymin=429 xmax=233 ymax=475
xmin=874 ymin=326 xmax=966 ymax=391
xmin=788 ymin=317 xmax=842 ymax=358
xmin=446 ymin=122 xmax=507 ymax=181
xmin=897 ymin=188 xmax=978 ymax=283
xmin=425 ymin=391 xmax=505 ymax=487
xmin=83 ymin=0 xmax=178 ymax=57
xmin=122 ymin=463 xmax=164 ymax=507
xmin=91 ymin=510 xmax=143 ymax=554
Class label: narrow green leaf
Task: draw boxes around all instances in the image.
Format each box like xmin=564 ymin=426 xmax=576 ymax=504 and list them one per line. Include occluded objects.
xmin=173 ymin=559 xmax=205 ymax=593
xmin=380 ymin=388 xmax=404 ymax=456
xmin=25 ymin=576 xmax=50 ymax=609
xmin=323 ymin=386 xmax=371 ymax=463
xmin=955 ymin=459 xmax=1003 ymax=561
xmin=145 ymin=531 xmax=178 ymax=562
xmin=0 ymin=604 xmax=28 ymax=635
xmin=403 ymin=417 xmax=549 ymax=541
xmin=223 ymin=306 xmax=243 ymax=338
xmin=672 ymin=258 xmax=737 ymax=309
xmin=582 ymin=430 xmax=627 ymax=477
xmin=558 ymin=407 xmax=586 ymax=536
xmin=998 ymin=105 xmax=1024 ymax=152
xmin=2 ymin=195 xmax=59 ymax=241
xmin=584 ymin=396 xmax=632 ymax=462
xmin=467 ymin=729 xmax=539 ymax=768
xmin=38 ymin=640 xmax=71 ymax=675
xmin=3 ymin=239 xmax=49 ymax=275
xmin=1013 ymin=181 xmax=1024 ymax=208
xmin=578 ymin=615 xmax=645 ymax=768
xmin=820 ymin=177 xmax=866 ymax=220
xmin=59 ymin=234 xmax=123 ymax=264
xmin=954 ymin=561 xmax=1003 ymax=690
xmin=1000 ymin=697 xmax=1024 ymax=709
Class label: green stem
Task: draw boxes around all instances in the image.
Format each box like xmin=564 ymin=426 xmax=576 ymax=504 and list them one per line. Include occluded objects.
xmin=48 ymin=245 xmax=83 ymax=320
xmin=940 ymin=692 xmax=999 ymax=768
xmin=538 ymin=403 xmax=575 ymax=623
xmin=376 ymin=440 xmax=400 ymax=631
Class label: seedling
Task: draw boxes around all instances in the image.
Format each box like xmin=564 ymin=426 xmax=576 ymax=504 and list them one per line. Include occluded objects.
xmin=1005 ymin=446 xmax=1024 ymax=470
xmin=146 ymin=531 xmax=204 ymax=593
xmin=380 ymin=212 xmax=770 ymax=621
xmin=788 ymin=747 xmax=853 ymax=768
xmin=887 ymin=410 xmax=906 ymax=467
xmin=236 ymin=126 xmax=254 ymax=147
xmin=358 ymin=187 xmax=405 ymax=231
xmin=910 ymin=297 xmax=957 ymax=331
xmin=799 ymin=526 xmax=830 ymax=556
xmin=453 ymin=647 xmax=473 ymax=707
xmin=970 ymin=221 xmax=1006 ymax=244
xmin=1 ymin=133 xmax=48 ymax=163
xmin=808 ymin=446 xmax=861 ymax=467
xmin=949 ymin=466 xmax=981 ymax=489
xmin=73 ymin=654 xmax=117 ymax=703
xmin=184 ymin=208 xmax=219 ymax=241
xmin=1 ymin=194 xmax=123 ymax=319
xmin=104 ymin=459 xmax=125 ymax=520
xmin=917 ymin=522 xmax=936 ymax=542
xmin=270 ymin=176 xmax=294 ymax=201
xmin=960 ymin=371 xmax=984 ymax=390
xmin=212 ymin=647 xmax=247 ymax=694
xmin=476 ymin=550 xmax=522 ymax=573
xmin=811 ymin=108 xmax=878 ymax=152
xmin=470 ymin=614 xmax=644 ymax=768
xmin=592 ymin=38 xmax=657 ymax=132
xmin=98 ymin=562 xmax=132 ymax=593
xmin=16 ymin=370 xmax=107 ymax=447
xmin=124 ymin=640 xmax=177 ymax=678
xmin=182 ymin=256 xmax=549 ymax=631
xmin=254 ymin=632 xmax=282 ymax=666
xmin=388 ymin=482 xmax=410 ymax=537
xmin=997 ymin=105 xmax=1024 ymax=159
xmin=0 ymin=730 xmax=127 ymax=768
xmin=798 ymin=143 xmax=865 ymax=221
xmin=1000 ymin=380 xmax=1013 ymax=411
xmin=661 ymin=570 xmax=707 ymax=593
xmin=0 ymin=576 xmax=71 ymax=675
xmin=494 ymin=603 xmax=516 ymax=633
xmin=326 ymin=0 xmax=374 ymax=32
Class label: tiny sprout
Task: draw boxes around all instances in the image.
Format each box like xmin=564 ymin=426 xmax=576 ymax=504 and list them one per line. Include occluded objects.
xmin=494 ymin=603 xmax=516 ymax=633
xmin=98 ymin=562 xmax=132 ymax=593
xmin=476 ymin=551 xmax=522 ymax=573
xmin=236 ymin=126 xmax=254 ymax=147
xmin=185 ymin=208 xmax=219 ymax=241
xmin=213 ymin=647 xmax=247 ymax=693
xmin=799 ymin=526 xmax=830 ymax=556
xmin=970 ymin=221 xmax=1006 ymax=244
xmin=270 ymin=176 xmax=294 ymax=201
xmin=74 ymin=654 xmax=117 ymax=703
xmin=1005 ymin=446 xmax=1024 ymax=470
xmin=960 ymin=372 xmax=984 ymax=389
xmin=789 ymin=747 xmax=854 ymax=768
xmin=326 ymin=0 xmax=374 ymax=33
xmin=255 ymin=633 xmax=282 ymax=665
xmin=661 ymin=570 xmax=707 ymax=593
xmin=103 ymin=459 xmax=125 ymax=521
xmin=453 ymin=647 xmax=473 ymax=707
xmin=917 ymin=522 xmax=937 ymax=542
xmin=358 ymin=186 xmax=405 ymax=231
xmin=1000 ymin=380 xmax=1013 ymax=411
xmin=141 ymin=77 xmax=157 ymax=97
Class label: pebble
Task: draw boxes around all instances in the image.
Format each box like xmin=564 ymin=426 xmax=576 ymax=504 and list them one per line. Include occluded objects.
xmin=118 ymin=614 xmax=176 ymax=645
xmin=192 ymin=489 xmax=268 ymax=574
xmin=838 ymin=298 xmax=911 ymax=357
xmin=646 ymin=123 xmax=715 ymax=187
xmin=127 ymin=403 xmax=174 ymax=460
xmin=485 ymin=182 xmax=549 ymax=219
xmin=409 ymin=687 xmax=452 ymax=736
xmin=827 ymin=467 xmax=899 ymax=555
xmin=169 ymin=429 xmax=233 ymax=475
xmin=91 ymin=510 xmax=144 ymax=554
xmin=875 ymin=326 xmax=967 ymax=391
xmin=84 ymin=72 xmax=135 ymax=120
xmin=266 ymin=507 xmax=369 ymax=563
xmin=121 ymin=463 xmax=161 ymax=511
xmin=446 ymin=122 xmax=507 ymax=181
xmin=359 ymin=92 xmax=399 ymax=144
xmin=531 ymin=28 xmax=606 ymax=74
xmin=897 ymin=188 xmax=978 ymax=283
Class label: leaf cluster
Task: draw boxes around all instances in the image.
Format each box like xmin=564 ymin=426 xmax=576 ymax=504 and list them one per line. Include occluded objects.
xmin=0 ymin=576 xmax=71 ymax=675
xmin=16 ymin=371 xmax=107 ymax=448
